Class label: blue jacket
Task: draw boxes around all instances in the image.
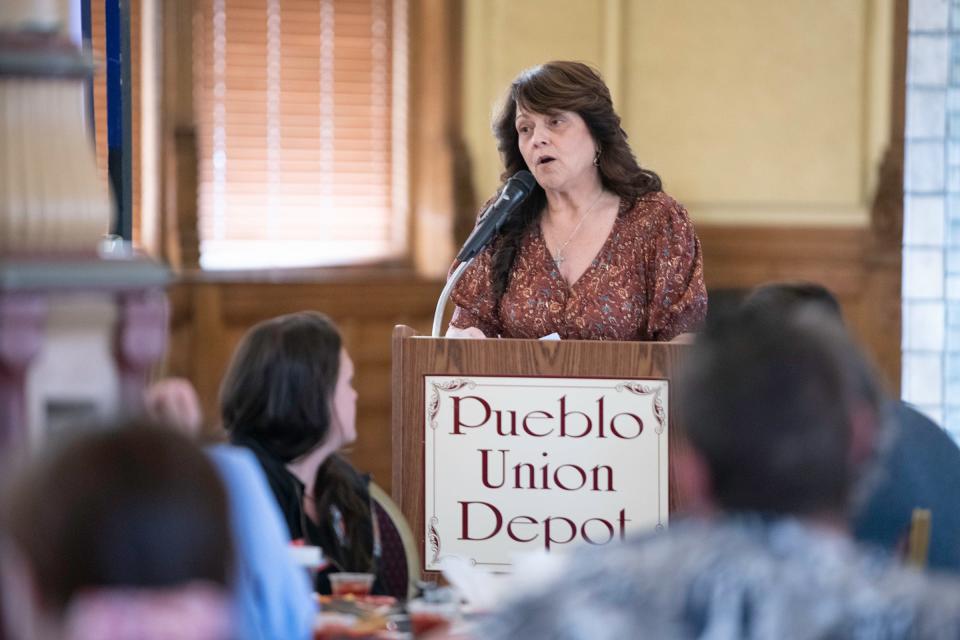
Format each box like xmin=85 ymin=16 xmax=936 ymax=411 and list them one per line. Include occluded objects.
xmin=208 ymin=444 xmax=315 ymax=640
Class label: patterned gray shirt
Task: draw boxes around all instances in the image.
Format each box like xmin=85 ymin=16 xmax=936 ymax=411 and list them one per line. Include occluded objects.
xmin=482 ymin=517 xmax=960 ymax=640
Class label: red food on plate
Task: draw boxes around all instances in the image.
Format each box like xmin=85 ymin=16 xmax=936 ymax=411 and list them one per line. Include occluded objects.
xmin=410 ymin=611 xmax=451 ymax=636
xmin=317 ymin=594 xmax=397 ymax=608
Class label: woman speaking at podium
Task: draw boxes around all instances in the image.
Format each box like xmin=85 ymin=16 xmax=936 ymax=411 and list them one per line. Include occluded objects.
xmin=446 ymin=61 xmax=706 ymax=341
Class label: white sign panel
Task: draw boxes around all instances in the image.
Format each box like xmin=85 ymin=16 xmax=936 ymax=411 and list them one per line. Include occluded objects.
xmin=423 ymin=375 xmax=669 ymax=571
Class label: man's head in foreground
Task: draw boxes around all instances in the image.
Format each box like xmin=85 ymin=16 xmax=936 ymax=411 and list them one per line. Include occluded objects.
xmin=676 ymin=303 xmax=883 ymax=524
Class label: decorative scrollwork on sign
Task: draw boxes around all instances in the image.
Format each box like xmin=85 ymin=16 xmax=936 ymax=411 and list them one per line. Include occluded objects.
xmin=616 ymin=382 xmax=666 ymax=434
xmin=428 ymin=516 xmax=441 ymax=564
xmin=427 ymin=379 xmax=476 ymax=429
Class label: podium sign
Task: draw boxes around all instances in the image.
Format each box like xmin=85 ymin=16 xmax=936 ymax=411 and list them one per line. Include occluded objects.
xmin=423 ymin=374 xmax=669 ymax=570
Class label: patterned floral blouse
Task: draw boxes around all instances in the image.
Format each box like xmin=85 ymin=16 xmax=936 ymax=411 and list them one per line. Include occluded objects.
xmin=449 ymin=190 xmax=707 ymax=341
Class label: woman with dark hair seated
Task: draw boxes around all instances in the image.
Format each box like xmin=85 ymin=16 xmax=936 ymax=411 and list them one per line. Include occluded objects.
xmin=0 ymin=423 xmax=234 ymax=640
xmin=221 ymin=311 xmax=383 ymax=594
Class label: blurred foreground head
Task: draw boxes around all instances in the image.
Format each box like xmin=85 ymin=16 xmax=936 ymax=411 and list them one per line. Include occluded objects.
xmin=677 ymin=304 xmax=883 ymax=520
xmin=743 ymin=281 xmax=844 ymax=322
xmin=1 ymin=422 xmax=233 ymax=640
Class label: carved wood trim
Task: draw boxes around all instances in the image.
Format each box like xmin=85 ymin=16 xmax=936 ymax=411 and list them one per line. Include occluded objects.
xmin=869 ymin=0 xmax=906 ymax=254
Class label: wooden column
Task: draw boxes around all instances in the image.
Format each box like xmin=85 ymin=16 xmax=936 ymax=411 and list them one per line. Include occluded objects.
xmin=157 ymin=0 xmax=199 ymax=271
xmin=409 ymin=0 xmax=463 ymax=276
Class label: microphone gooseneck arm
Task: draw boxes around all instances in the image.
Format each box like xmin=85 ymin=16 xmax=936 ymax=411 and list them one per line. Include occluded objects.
xmin=432 ymin=259 xmax=472 ymax=337
xmin=432 ymin=170 xmax=536 ymax=338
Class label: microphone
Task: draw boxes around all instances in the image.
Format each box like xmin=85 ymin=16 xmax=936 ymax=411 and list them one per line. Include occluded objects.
xmin=454 ymin=170 xmax=537 ymax=262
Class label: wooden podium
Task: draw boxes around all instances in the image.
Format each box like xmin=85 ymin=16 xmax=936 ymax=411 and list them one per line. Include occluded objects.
xmin=391 ymin=325 xmax=689 ymax=576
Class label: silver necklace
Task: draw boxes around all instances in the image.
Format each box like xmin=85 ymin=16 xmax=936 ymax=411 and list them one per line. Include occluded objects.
xmin=548 ymin=189 xmax=605 ymax=267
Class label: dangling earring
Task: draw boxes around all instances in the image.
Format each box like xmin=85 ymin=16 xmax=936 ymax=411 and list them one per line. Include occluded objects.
xmin=594 ymin=147 xmax=601 ymax=167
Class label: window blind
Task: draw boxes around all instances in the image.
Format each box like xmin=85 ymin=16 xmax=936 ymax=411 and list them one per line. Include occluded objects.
xmin=193 ymin=0 xmax=408 ymax=270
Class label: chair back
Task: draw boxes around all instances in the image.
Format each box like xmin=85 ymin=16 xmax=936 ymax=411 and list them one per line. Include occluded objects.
xmin=370 ymin=482 xmax=420 ymax=599
xmin=907 ymin=507 xmax=932 ymax=569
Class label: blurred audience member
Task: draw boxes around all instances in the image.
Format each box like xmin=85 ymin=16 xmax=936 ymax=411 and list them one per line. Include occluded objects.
xmin=0 ymin=423 xmax=234 ymax=640
xmin=144 ymin=378 xmax=315 ymax=640
xmin=221 ymin=311 xmax=384 ymax=594
xmin=144 ymin=377 xmax=204 ymax=437
xmin=479 ymin=305 xmax=960 ymax=639
xmin=745 ymin=282 xmax=960 ymax=572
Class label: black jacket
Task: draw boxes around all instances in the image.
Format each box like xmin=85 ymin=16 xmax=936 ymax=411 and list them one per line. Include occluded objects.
xmin=231 ymin=435 xmax=384 ymax=594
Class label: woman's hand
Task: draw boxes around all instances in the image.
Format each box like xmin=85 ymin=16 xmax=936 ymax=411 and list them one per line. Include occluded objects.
xmin=445 ymin=325 xmax=487 ymax=339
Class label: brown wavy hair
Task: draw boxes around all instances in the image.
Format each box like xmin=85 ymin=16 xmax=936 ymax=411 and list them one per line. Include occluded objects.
xmin=488 ymin=61 xmax=662 ymax=299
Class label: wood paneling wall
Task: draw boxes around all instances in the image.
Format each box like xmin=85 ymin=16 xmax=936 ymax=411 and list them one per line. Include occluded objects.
xmin=699 ymin=225 xmax=901 ymax=393
xmin=165 ymin=227 xmax=901 ymax=493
